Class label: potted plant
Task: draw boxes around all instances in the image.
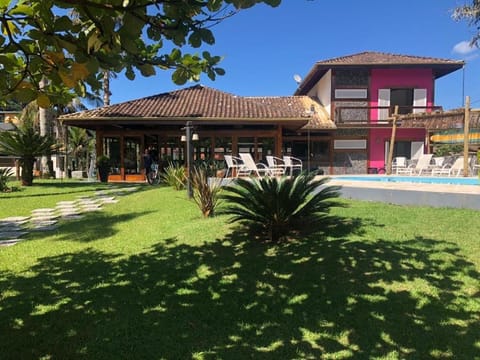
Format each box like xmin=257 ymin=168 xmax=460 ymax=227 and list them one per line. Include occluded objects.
xmin=96 ymin=155 xmax=111 ymax=182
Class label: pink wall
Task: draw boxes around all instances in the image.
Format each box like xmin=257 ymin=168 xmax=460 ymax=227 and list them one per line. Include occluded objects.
xmin=370 ymin=68 xmax=434 ymax=121
xmin=368 ymin=68 xmax=433 ymax=168
xmin=369 ymin=128 xmax=426 ymax=168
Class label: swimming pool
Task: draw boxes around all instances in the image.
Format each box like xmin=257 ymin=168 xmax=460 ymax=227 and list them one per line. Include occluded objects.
xmin=335 ymin=175 xmax=480 ymax=185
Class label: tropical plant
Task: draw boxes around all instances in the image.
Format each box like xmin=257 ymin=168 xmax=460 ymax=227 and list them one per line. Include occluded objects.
xmin=219 ymin=172 xmax=342 ymax=243
xmin=191 ymin=166 xmax=223 ymax=217
xmin=0 ymin=120 xmax=58 ymax=186
xmin=434 ymin=144 xmax=464 ymax=157
xmin=161 ymin=162 xmax=186 ymax=190
xmin=68 ymin=127 xmax=95 ymax=171
xmin=0 ymin=167 xmax=14 ymax=192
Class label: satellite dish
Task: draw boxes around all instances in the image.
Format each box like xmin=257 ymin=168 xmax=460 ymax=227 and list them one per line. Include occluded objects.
xmin=293 ymin=74 xmax=302 ymax=84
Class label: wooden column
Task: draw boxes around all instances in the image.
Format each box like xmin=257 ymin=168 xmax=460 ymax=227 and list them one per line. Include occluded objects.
xmin=463 ymin=96 xmax=470 ymax=177
xmin=386 ymin=106 xmax=399 ymax=175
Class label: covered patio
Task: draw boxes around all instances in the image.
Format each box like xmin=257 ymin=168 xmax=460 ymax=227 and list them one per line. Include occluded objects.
xmin=60 ymin=85 xmax=336 ymax=182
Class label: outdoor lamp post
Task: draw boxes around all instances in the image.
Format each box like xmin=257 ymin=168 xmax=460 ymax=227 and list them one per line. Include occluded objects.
xmin=181 ymin=121 xmax=198 ymax=198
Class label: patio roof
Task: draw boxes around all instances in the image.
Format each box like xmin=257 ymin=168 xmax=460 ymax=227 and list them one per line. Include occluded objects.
xmin=295 ymin=51 xmax=464 ymax=95
xmin=399 ymin=109 xmax=480 ymax=130
xmin=60 ymin=85 xmax=336 ymax=130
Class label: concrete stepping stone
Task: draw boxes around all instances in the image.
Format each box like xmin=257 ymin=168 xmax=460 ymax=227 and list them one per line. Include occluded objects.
xmin=31 ymin=224 xmax=58 ymax=231
xmin=60 ymin=214 xmax=84 ymax=220
xmin=31 ymin=208 xmax=56 ymax=214
xmin=0 ymin=239 xmax=23 ymax=246
xmin=0 ymin=216 xmax=30 ymax=225
xmin=31 ymin=214 xmax=59 ymax=221
xmin=30 ymin=219 xmax=58 ymax=226
xmin=0 ymin=231 xmax=28 ymax=239
xmin=81 ymin=206 xmax=102 ymax=212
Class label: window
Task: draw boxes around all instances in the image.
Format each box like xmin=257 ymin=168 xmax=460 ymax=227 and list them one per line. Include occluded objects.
xmin=334 ymin=89 xmax=368 ymax=99
xmin=390 ymin=89 xmax=413 ymax=114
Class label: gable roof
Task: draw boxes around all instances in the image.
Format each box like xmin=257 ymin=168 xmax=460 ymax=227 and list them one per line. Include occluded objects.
xmin=60 ymin=85 xmax=335 ymax=130
xmin=295 ymin=51 xmax=464 ymax=95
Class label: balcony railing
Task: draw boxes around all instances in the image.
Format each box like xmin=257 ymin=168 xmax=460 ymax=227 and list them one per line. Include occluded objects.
xmin=334 ymin=105 xmax=443 ymax=125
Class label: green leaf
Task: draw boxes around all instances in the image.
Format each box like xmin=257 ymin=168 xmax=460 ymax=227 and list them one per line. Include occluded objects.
xmin=172 ymin=68 xmax=189 ymax=85
xmin=10 ymin=3 xmax=33 ymax=15
xmin=125 ymin=66 xmax=135 ymax=80
xmin=0 ymin=0 xmax=10 ymax=11
xmin=200 ymin=28 xmax=215 ymax=45
xmin=188 ymin=32 xmax=201 ymax=48
xmin=138 ymin=63 xmax=156 ymax=77
xmin=215 ymin=67 xmax=225 ymax=76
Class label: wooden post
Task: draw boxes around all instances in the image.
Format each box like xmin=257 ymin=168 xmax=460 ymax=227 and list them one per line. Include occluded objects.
xmin=463 ymin=96 xmax=470 ymax=177
xmin=386 ymin=105 xmax=399 ymax=175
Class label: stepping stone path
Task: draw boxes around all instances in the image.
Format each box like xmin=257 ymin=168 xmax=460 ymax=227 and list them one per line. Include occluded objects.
xmin=0 ymin=185 xmax=139 ymax=247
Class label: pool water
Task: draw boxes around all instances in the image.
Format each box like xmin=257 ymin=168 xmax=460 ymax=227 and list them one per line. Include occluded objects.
xmin=336 ymin=175 xmax=480 ymax=186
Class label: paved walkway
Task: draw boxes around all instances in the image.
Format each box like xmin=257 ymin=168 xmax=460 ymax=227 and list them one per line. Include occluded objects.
xmin=0 ymin=186 xmax=139 ymax=247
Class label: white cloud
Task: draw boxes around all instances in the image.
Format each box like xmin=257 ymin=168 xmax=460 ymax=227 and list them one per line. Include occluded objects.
xmin=452 ymin=40 xmax=477 ymax=55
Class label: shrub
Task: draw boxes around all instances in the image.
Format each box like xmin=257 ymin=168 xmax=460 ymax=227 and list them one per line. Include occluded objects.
xmin=0 ymin=167 xmax=14 ymax=192
xmin=190 ymin=166 xmax=222 ymax=217
xmin=161 ymin=162 xmax=186 ymax=190
xmin=219 ymin=171 xmax=342 ymax=243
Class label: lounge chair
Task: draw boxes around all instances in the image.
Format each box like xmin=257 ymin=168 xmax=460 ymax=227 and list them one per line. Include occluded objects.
xmin=224 ymin=155 xmax=243 ymax=178
xmin=432 ymin=157 xmax=465 ymax=176
xmin=392 ymin=156 xmax=407 ymax=174
xmin=283 ymin=156 xmax=303 ymax=175
xmin=397 ymin=154 xmax=433 ymax=176
xmin=266 ymin=156 xmax=286 ymax=176
xmin=238 ymin=153 xmax=271 ymax=177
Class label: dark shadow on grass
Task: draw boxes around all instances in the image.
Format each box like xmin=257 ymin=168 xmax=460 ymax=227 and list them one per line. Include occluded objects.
xmin=24 ymin=210 xmax=156 ymax=243
xmin=0 ymin=182 xmax=150 ymax=199
xmin=0 ymin=223 xmax=478 ymax=359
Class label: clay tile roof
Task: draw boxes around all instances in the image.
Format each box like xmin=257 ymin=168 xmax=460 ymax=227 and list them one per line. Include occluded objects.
xmin=60 ymin=85 xmax=336 ymax=129
xmin=295 ymin=51 xmax=464 ymax=95
xmin=316 ymin=51 xmax=463 ymax=66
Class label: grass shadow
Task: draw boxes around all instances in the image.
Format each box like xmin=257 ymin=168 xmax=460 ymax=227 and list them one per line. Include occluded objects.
xmin=1 ymin=221 xmax=478 ymax=359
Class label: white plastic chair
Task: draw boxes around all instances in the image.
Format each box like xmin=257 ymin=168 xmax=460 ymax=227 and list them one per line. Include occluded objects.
xmin=432 ymin=157 xmax=465 ymax=176
xmin=392 ymin=156 xmax=407 ymax=174
xmin=397 ymin=154 xmax=433 ymax=176
xmin=266 ymin=156 xmax=286 ymax=176
xmin=238 ymin=153 xmax=271 ymax=177
xmin=283 ymin=156 xmax=302 ymax=175
xmin=224 ymin=155 xmax=243 ymax=178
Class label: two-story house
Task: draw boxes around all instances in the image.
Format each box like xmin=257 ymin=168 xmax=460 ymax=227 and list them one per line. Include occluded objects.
xmin=61 ymin=51 xmax=464 ymax=181
xmin=294 ymin=51 xmax=464 ymax=174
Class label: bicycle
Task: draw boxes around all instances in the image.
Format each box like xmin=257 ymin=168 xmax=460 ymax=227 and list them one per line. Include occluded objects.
xmin=146 ymin=162 xmax=161 ymax=185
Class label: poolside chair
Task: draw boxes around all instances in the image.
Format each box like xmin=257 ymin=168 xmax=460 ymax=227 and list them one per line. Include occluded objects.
xmin=397 ymin=154 xmax=433 ymax=176
xmin=283 ymin=156 xmax=303 ymax=176
xmin=238 ymin=153 xmax=271 ymax=177
xmin=224 ymin=155 xmax=243 ymax=178
xmin=432 ymin=157 xmax=465 ymax=176
xmin=266 ymin=156 xmax=286 ymax=176
xmin=392 ymin=156 xmax=407 ymax=174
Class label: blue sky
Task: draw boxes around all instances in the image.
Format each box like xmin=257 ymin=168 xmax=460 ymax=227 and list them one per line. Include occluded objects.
xmin=109 ymin=0 xmax=479 ymax=111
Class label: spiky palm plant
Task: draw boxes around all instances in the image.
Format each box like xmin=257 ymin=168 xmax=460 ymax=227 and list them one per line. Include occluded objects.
xmin=219 ymin=172 xmax=341 ymax=242
xmin=0 ymin=120 xmax=58 ymax=186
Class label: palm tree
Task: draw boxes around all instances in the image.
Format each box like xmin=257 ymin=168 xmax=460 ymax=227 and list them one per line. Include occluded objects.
xmin=0 ymin=119 xmax=58 ymax=186
xmin=68 ymin=126 xmax=94 ymax=171
xmin=220 ymin=172 xmax=342 ymax=242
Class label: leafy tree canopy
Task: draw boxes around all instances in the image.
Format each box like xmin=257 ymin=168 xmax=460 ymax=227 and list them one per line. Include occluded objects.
xmin=452 ymin=1 xmax=480 ymax=46
xmin=0 ymin=0 xmax=281 ymax=107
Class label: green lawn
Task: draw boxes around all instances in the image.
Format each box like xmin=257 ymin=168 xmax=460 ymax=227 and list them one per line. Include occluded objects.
xmin=0 ymin=181 xmax=479 ymax=359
